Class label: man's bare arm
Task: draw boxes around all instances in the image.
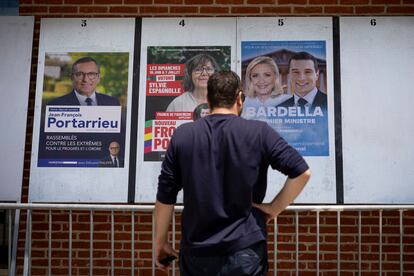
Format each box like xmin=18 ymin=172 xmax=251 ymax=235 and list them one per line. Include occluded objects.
xmin=253 ymin=169 xmax=311 ymax=222
xmin=154 ymin=200 xmax=179 ymax=271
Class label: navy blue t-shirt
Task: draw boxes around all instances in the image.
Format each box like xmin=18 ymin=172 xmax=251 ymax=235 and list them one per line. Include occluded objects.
xmin=157 ymin=114 xmax=309 ymax=256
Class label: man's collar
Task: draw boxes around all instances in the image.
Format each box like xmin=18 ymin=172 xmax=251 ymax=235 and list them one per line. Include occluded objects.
xmin=294 ymin=87 xmax=318 ymax=105
xmin=74 ymin=90 xmax=97 ymax=105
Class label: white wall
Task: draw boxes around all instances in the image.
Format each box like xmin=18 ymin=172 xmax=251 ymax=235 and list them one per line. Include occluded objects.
xmin=341 ymin=17 xmax=414 ymax=203
xmin=0 ymin=16 xmax=34 ymax=202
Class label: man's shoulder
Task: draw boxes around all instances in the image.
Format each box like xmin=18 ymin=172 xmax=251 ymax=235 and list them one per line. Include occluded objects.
xmin=175 ymin=119 xmax=198 ymax=133
xmin=96 ymin=92 xmax=120 ymax=106
xmin=313 ymin=90 xmax=327 ymax=108
xmin=166 ymin=92 xmax=194 ymax=112
xmin=277 ymin=96 xmax=294 ymax=107
xmin=48 ymin=91 xmax=78 ymax=105
xmin=316 ymin=90 xmax=327 ymax=100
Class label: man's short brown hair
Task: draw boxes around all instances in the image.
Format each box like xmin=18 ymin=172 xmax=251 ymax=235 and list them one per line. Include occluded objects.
xmin=207 ymin=71 xmax=242 ymax=109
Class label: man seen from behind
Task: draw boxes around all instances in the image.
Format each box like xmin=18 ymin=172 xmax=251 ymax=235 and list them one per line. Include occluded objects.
xmin=155 ymin=70 xmax=311 ymax=275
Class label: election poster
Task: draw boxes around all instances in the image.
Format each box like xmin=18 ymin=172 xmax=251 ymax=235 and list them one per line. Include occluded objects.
xmin=37 ymin=52 xmax=129 ymax=168
xmin=29 ymin=18 xmax=135 ymax=203
xmin=241 ymin=40 xmax=328 ymax=156
xmin=143 ymin=46 xmax=231 ymax=161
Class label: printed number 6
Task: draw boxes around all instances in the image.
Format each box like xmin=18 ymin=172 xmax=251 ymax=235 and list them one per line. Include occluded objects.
xmin=370 ymin=19 xmax=376 ymax=26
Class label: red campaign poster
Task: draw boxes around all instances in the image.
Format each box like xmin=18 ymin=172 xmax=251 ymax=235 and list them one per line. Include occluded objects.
xmin=143 ymin=46 xmax=231 ymax=161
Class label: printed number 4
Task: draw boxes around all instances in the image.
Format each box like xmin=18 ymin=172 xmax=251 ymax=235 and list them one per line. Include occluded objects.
xmin=179 ymin=20 xmax=185 ymax=27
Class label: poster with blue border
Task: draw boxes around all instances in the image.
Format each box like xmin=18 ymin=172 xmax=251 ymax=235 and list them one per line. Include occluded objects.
xmin=37 ymin=52 xmax=129 ymax=167
xmin=241 ymin=40 xmax=328 ymax=156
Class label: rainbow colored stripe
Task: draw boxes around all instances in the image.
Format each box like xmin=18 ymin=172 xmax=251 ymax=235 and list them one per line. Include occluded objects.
xmin=144 ymin=120 xmax=152 ymax=154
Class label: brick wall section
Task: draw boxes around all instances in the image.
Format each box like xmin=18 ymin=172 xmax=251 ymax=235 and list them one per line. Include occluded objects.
xmin=16 ymin=209 xmax=414 ymax=275
xmin=18 ymin=0 xmax=414 ymax=16
xmin=17 ymin=1 xmax=414 ymax=275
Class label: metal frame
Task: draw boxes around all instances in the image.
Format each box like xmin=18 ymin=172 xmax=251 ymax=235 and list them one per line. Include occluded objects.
xmin=0 ymin=203 xmax=412 ymax=276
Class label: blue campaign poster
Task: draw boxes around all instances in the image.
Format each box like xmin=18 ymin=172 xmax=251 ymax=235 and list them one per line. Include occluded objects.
xmin=241 ymin=40 xmax=329 ymax=156
xmin=37 ymin=52 xmax=129 ymax=167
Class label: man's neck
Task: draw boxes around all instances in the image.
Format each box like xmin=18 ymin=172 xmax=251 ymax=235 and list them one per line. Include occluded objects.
xmin=295 ymin=87 xmax=317 ymax=99
xmin=210 ymin=106 xmax=238 ymax=115
xmin=209 ymin=94 xmax=243 ymax=116
xmin=192 ymin=87 xmax=207 ymax=102
xmin=74 ymin=90 xmax=95 ymax=98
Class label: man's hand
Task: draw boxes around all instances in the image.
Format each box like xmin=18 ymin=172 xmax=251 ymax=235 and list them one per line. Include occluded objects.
xmin=155 ymin=242 xmax=179 ymax=272
xmin=252 ymin=202 xmax=279 ymax=223
xmin=154 ymin=200 xmax=179 ymax=272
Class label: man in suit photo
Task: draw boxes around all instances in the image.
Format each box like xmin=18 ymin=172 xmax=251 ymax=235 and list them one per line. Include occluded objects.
xmin=48 ymin=57 xmax=120 ymax=106
xmin=278 ymin=52 xmax=327 ymax=112
xmin=99 ymin=141 xmax=124 ymax=168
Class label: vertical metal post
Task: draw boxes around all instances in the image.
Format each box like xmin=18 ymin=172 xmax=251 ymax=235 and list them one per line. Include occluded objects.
xmin=111 ymin=211 xmax=114 ymax=276
xmin=379 ymin=210 xmax=383 ymax=275
xmin=358 ymin=211 xmax=361 ymax=276
xmin=131 ymin=211 xmax=135 ymax=276
xmin=316 ymin=211 xmax=320 ymax=275
xmin=273 ymin=216 xmax=277 ymax=276
xmin=172 ymin=209 xmax=176 ymax=276
xmin=69 ymin=210 xmax=72 ymax=276
xmin=48 ymin=210 xmax=52 ymax=276
xmin=9 ymin=209 xmax=20 ymax=276
xmin=337 ymin=211 xmax=341 ymax=276
xmin=90 ymin=210 xmax=93 ymax=276
xmin=295 ymin=211 xmax=299 ymax=275
xmin=152 ymin=211 xmax=155 ymax=276
xmin=400 ymin=209 xmax=403 ymax=276
xmin=8 ymin=210 xmax=12 ymax=276
xmin=23 ymin=209 xmax=32 ymax=276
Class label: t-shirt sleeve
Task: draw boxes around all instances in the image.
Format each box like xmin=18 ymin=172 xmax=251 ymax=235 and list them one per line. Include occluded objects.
xmin=262 ymin=124 xmax=309 ymax=178
xmin=166 ymin=99 xmax=176 ymax=112
xmin=156 ymin=134 xmax=182 ymax=204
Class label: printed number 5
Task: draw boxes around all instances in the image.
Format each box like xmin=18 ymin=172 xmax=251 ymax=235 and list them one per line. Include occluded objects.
xmin=278 ymin=19 xmax=284 ymax=26
xmin=81 ymin=20 xmax=87 ymax=27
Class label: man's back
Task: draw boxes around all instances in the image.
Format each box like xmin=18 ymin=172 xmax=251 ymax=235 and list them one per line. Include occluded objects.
xmin=155 ymin=71 xmax=310 ymax=275
xmin=158 ymin=113 xmax=307 ymax=255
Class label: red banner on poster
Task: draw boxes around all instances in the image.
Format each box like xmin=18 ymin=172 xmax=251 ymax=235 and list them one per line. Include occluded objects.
xmin=147 ymin=64 xmax=184 ymax=77
xmin=146 ymin=80 xmax=183 ymax=96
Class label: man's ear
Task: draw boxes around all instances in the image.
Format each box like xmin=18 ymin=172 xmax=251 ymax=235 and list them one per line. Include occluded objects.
xmin=237 ymin=91 xmax=244 ymax=106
